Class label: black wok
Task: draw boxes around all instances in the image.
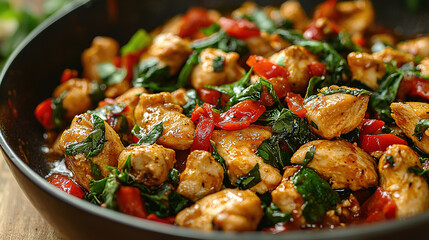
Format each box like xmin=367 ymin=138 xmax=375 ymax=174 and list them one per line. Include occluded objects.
xmin=1 ymin=0 xmax=429 ymax=239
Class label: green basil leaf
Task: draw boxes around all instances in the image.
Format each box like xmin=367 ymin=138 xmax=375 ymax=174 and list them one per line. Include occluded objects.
xmin=302 ymin=145 xmax=316 ymax=167
xmin=304 ymin=76 xmax=325 ymax=100
xmin=386 ymin=155 xmax=395 ymax=167
xmin=227 ymin=79 xmax=263 ymax=107
xmin=206 ymin=67 xmax=253 ymax=97
xmin=133 ymin=58 xmax=173 ymax=92
xmin=182 ymin=89 xmax=204 ymax=117
xmin=263 ymin=202 xmax=292 ymax=227
xmin=168 ymin=168 xmax=180 ymax=187
xmin=89 ymin=81 xmax=106 ymax=105
xmin=210 ymin=140 xmax=233 ymax=187
xmin=213 ymin=55 xmax=225 ymax=72
xmin=319 ymin=86 xmax=371 ymax=97
xmin=168 ymin=191 xmax=190 ymax=214
xmin=177 ymin=50 xmax=200 ymax=88
xmin=91 ymin=160 xmax=102 ymax=180
xmin=102 ymin=175 xmax=120 ymax=210
xmin=408 ymin=165 xmax=429 ymax=176
xmin=329 ymin=31 xmax=361 ymax=53
xmin=414 ymin=119 xmax=429 ymax=141
xmin=97 ymin=62 xmax=127 ymax=85
xmin=191 ymin=30 xmax=249 ymax=56
xmin=52 ymin=91 xmax=67 ymax=129
xmin=65 ymin=114 xmax=106 ymax=158
xmin=371 ymin=40 xmax=394 ymax=53
xmin=121 ymin=29 xmax=151 ymax=55
xmin=246 ymin=8 xmax=276 ymax=34
xmin=256 ymin=135 xmax=291 ymax=171
xmin=133 ymin=122 xmax=163 ymax=145
xmin=200 ymin=23 xmax=221 ymax=36
xmin=291 ymin=168 xmax=340 ymax=223
xmin=234 ymin=163 xmax=261 ymax=190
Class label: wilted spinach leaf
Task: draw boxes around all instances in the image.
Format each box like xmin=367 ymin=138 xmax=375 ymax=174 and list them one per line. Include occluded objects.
xmin=191 ymin=30 xmax=249 ymax=56
xmin=52 ymin=91 xmax=67 ymax=129
xmin=121 ymin=28 xmax=151 ymax=55
xmin=234 ymin=163 xmax=261 ymax=190
xmin=133 ymin=58 xmax=175 ymax=92
xmin=131 ymin=122 xmax=164 ymax=145
xmin=182 ymin=89 xmax=204 ymax=117
xmin=414 ymin=119 xmax=429 ymax=141
xmin=177 ymin=50 xmax=200 ymax=88
xmin=97 ymin=62 xmax=127 ymax=86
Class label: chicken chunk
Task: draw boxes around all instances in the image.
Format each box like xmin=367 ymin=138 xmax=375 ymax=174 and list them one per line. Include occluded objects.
xmin=417 ymin=58 xmax=429 ymax=76
xmin=397 ymin=36 xmax=429 ymax=57
xmin=271 ymin=166 xmax=306 ymax=226
xmin=190 ymin=48 xmax=244 ymax=89
xmin=304 ymin=85 xmax=369 ymax=139
xmin=347 ymin=52 xmax=386 ymax=90
xmin=211 ymin=126 xmax=282 ymax=194
xmin=231 ymin=2 xmax=258 ymax=19
xmin=104 ymin=80 xmax=132 ymax=99
xmin=59 ymin=113 xmax=124 ymax=190
xmin=115 ymin=87 xmax=147 ymax=110
xmin=244 ymin=34 xmax=276 ymax=57
xmin=291 ymin=140 xmax=378 ymax=191
xmin=279 ymin=0 xmax=309 ymax=31
xmin=171 ymin=88 xmax=188 ymax=106
xmin=141 ymin=33 xmax=191 ymax=75
xmin=81 ymin=36 xmax=119 ymax=81
xmin=134 ymin=92 xmax=195 ymax=150
xmin=372 ymin=47 xmax=414 ymax=67
xmin=269 ymin=45 xmax=317 ymax=93
xmin=391 ymin=102 xmax=429 ymax=154
xmin=52 ymin=78 xmax=93 ymax=120
xmin=176 ymin=150 xmax=224 ymax=202
xmin=336 ymin=0 xmax=375 ymax=34
xmin=379 ymin=145 xmax=429 ymax=218
xmin=117 ymin=144 xmax=175 ymax=186
xmin=175 ymin=188 xmax=263 ymax=231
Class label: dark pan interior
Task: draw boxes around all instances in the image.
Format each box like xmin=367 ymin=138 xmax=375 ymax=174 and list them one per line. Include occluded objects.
xmin=0 ymin=0 xmax=429 ymax=239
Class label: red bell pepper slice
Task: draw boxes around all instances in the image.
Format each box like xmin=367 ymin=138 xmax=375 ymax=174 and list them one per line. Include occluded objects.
xmin=360 ymin=187 xmax=397 ymax=223
xmin=116 ymin=186 xmax=147 ymax=219
xmin=147 ymin=214 xmax=175 ymax=224
xmin=401 ymin=76 xmax=429 ymax=101
xmin=303 ymin=22 xmax=324 ymax=41
xmin=198 ymin=88 xmax=221 ymax=105
xmin=60 ymin=69 xmax=78 ymax=83
xmin=360 ymin=119 xmax=385 ymax=136
xmin=216 ymin=100 xmax=265 ymax=130
xmin=285 ymin=92 xmax=307 ymax=118
xmin=34 ymin=98 xmax=54 ymax=129
xmin=360 ymin=134 xmax=408 ymax=152
xmin=191 ymin=117 xmax=215 ymax=152
xmin=46 ymin=174 xmax=84 ymax=199
xmin=218 ymin=17 xmax=260 ymax=39
xmin=179 ymin=7 xmax=213 ymax=38
xmin=308 ymin=61 xmax=326 ymax=77
xmin=246 ymin=55 xmax=290 ymax=98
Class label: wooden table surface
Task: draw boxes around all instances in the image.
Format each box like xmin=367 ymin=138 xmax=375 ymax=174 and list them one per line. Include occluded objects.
xmin=0 ymin=154 xmax=63 ymax=240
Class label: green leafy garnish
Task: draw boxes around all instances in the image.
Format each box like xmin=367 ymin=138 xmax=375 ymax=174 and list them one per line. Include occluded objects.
xmin=319 ymin=86 xmax=371 ymax=97
xmin=257 ymin=135 xmax=291 ymax=171
xmin=133 ymin=58 xmax=174 ymax=92
xmin=302 ymin=146 xmax=316 ymax=167
xmin=211 ymin=140 xmax=233 ymax=187
xmin=177 ymin=50 xmax=200 ymax=88
xmin=191 ymin=30 xmax=249 ymax=56
xmin=200 ymin=23 xmax=221 ymax=36
xmin=131 ymin=122 xmax=164 ymax=145
xmin=89 ymin=81 xmax=106 ymax=105
xmin=414 ymin=119 xmax=429 ymax=141
xmin=213 ymin=56 xmax=225 ymax=72
xmin=102 ymin=175 xmax=120 ymax=210
xmin=182 ymin=89 xmax=204 ymax=117
xmin=97 ymin=62 xmax=127 ymax=86
xmin=234 ymin=163 xmax=261 ymax=190
xmin=168 ymin=168 xmax=180 ymax=187
xmin=141 ymin=183 xmax=189 ymax=217
xmin=386 ymin=155 xmax=395 ymax=167
xmin=91 ymin=160 xmax=102 ymax=180
xmin=408 ymin=166 xmax=429 ymax=176
xmin=310 ymin=121 xmax=319 ymax=130
xmin=88 ymin=102 xmax=128 ymax=121
xmin=52 ymin=91 xmax=67 ymax=129
xmin=65 ymin=114 xmax=106 ymax=158
xmin=121 ymin=29 xmax=151 ymax=55
xmin=245 ymin=8 xmax=276 ymax=34
xmin=329 ymin=31 xmax=362 ymax=53
xmin=291 ymin=168 xmax=340 ymax=223
xmin=305 ymin=76 xmax=325 ymax=99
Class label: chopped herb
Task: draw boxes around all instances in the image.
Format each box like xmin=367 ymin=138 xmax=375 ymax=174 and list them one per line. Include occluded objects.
xmin=133 ymin=58 xmax=174 ymax=92
xmin=226 ymin=78 xmax=263 ymax=107
xmin=132 ymin=122 xmax=164 ymax=145
xmin=408 ymin=166 xmax=429 ymax=176
xmin=256 ymin=135 xmax=291 ymax=171
xmin=382 ymin=125 xmax=394 ymax=134
xmin=51 ymin=91 xmax=67 ymax=129
xmin=200 ymin=23 xmax=221 ymax=36
xmin=88 ymin=102 xmax=128 ymax=121
xmin=65 ymin=114 xmax=106 ymax=158
xmin=292 ymin=168 xmax=340 ymax=223
xmin=329 ymin=31 xmax=361 ymax=53
xmin=168 ymin=168 xmax=180 ymax=187
xmin=191 ymin=30 xmax=249 ymax=56
xmin=211 ymin=140 xmax=233 ymax=187
xmin=141 ymin=183 xmax=189 ymax=217
xmin=121 ymin=29 xmax=151 ymax=55
xmin=262 ymin=202 xmax=292 ymax=227
xmin=310 ymin=121 xmax=318 ymax=130
xmin=341 ymin=128 xmax=360 ymax=143
xmin=91 ymin=160 xmax=102 ymax=180
xmin=206 ymin=67 xmax=252 ymax=101
xmin=97 ymin=62 xmax=127 ymax=86
xmin=305 ymin=76 xmax=325 ymax=99
xmin=177 ymin=50 xmax=200 ymax=88
xmin=414 ymin=119 xmax=429 ymax=141
xmin=212 ymin=56 xmax=224 ymax=72
xmin=319 ymin=86 xmax=371 ymax=97
xmin=234 ymin=163 xmax=261 ymax=190
xmin=302 ymin=146 xmax=316 ymax=167
xmin=102 ymin=175 xmax=120 ymax=210
xmin=89 ymin=81 xmax=106 ymax=105
xmin=182 ymin=89 xmax=204 ymax=117
xmin=245 ymin=8 xmax=276 ymax=34
xmin=386 ymin=155 xmax=395 ymax=167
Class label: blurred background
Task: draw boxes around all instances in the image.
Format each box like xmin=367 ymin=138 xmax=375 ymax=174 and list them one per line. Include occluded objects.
xmin=0 ymin=0 xmax=80 ymax=68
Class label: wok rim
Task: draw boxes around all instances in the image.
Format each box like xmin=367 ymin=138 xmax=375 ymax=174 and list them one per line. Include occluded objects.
xmin=0 ymin=0 xmax=429 ymax=239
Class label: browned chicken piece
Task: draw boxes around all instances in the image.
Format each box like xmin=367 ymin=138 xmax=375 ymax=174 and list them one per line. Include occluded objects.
xmin=52 ymin=78 xmax=93 ymax=120
xmin=171 ymin=88 xmax=188 ymax=106
xmin=417 ymin=58 xmax=429 ymax=76
xmin=244 ymin=33 xmax=276 ymax=57
xmin=279 ymin=0 xmax=309 ymax=31
xmin=176 ymin=150 xmax=224 ymax=202
xmin=211 ymin=126 xmax=282 ymax=194
xmin=140 ymin=33 xmax=191 ymax=75
xmin=347 ymin=52 xmax=386 ymax=90
xmin=397 ymin=36 xmax=429 ymax=57
xmin=104 ymin=80 xmax=132 ymax=99
xmin=175 ymin=188 xmax=263 ymax=231
xmin=291 ymin=140 xmax=378 ymax=191
xmin=379 ymin=145 xmax=429 ymax=218
xmin=115 ymin=87 xmax=147 ymax=110
xmin=190 ymin=48 xmax=244 ymax=89
xmin=117 ymin=144 xmax=175 ymax=186
xmin=271 ymin=166 xmax=306 ymax=226
xmin=231 ymin=2 xmax=258 ymax=19
xmin=372 ymin=47 xmax=414 ymax=67
xmin=304 ymin=85 xmax=369 ymax=139
xmin=59 ymin=113 xmax=124 ymax=190
xmin=391 ymin=102 xmax=429 ymax=154
xmin=269 ymin=45 xmax=317 ymax=93
xmin=81 ymin=36 xmax=119 ymax=81
xmin=134 ymin=92 xmax=195 ymax=150
xmin=336 ymin=0 xmax=375 ymax=35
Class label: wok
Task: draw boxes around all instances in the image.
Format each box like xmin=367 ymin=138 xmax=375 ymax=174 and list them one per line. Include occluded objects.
xmin=1 ymin=0 xmax=429 ymax=239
